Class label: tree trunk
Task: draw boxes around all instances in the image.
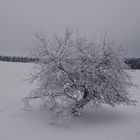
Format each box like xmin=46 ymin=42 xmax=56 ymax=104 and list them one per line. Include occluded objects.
xmin=83 ymin=87 xmax=88 ymax=99
xmin=71 ymin=88 xmax=89 ymax=114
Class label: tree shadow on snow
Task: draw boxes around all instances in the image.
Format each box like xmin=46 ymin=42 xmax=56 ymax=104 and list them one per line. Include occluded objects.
xmin=59 ymin=107 xmax=133 ymax=128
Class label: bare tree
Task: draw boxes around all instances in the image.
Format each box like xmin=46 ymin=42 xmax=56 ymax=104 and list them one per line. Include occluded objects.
xmin=24 ymin=27 xmax=136 ymax=119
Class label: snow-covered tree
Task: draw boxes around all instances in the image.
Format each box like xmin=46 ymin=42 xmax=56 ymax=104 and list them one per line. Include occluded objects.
xmin=24 ymin=27 xmax=136 ymax=118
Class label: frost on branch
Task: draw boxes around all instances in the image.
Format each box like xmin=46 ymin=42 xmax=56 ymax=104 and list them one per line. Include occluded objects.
xmin=24 ymin=27 xmax=136 ymax=119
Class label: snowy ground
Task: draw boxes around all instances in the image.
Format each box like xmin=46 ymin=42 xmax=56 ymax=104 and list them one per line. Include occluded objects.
xmin=0 ymin=61 xmax=140 ymax=140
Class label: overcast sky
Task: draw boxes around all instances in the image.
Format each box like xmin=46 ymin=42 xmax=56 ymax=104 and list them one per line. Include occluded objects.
xmin=0 ymin=0 xmax=140 ymax=57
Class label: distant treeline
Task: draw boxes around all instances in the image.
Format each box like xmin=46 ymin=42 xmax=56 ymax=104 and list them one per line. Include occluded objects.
xmin=0 ymin=55 xmax=38 ymax=63
xmin=125 ymin=58 xmax=140 ymax=69
xmin=1 ymin=55 xmax=140 ymax=69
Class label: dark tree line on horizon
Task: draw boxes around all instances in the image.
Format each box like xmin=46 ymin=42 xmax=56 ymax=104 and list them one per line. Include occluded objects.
xmin=0 ymin=55 xmax=140 ymax=70
xmin=0 ymin=55 xmax=38 ymax=63
xmin=125 ymin=58 xmax=140 ymax=69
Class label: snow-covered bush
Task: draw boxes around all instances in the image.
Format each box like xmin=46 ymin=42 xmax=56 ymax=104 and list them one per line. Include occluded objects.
xmin=24 ymin=27 xmax=136 ymax=119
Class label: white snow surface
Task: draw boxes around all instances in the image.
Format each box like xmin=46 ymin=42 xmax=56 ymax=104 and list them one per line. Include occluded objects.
xmin=0 ymin=61 xmax=140 ymax=140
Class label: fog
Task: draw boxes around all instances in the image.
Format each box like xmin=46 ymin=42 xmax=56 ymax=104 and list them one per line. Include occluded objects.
xmin=0 ymin=0 xmax=140 ymax=57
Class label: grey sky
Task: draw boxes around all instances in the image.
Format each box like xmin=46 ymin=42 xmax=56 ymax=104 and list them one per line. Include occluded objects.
xmin=0 ymin=0 xmax=140 ymax=57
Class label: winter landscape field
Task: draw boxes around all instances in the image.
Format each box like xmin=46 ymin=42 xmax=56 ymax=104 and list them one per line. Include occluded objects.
xmin=0 ymin=61 xmax=140 ymax=140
